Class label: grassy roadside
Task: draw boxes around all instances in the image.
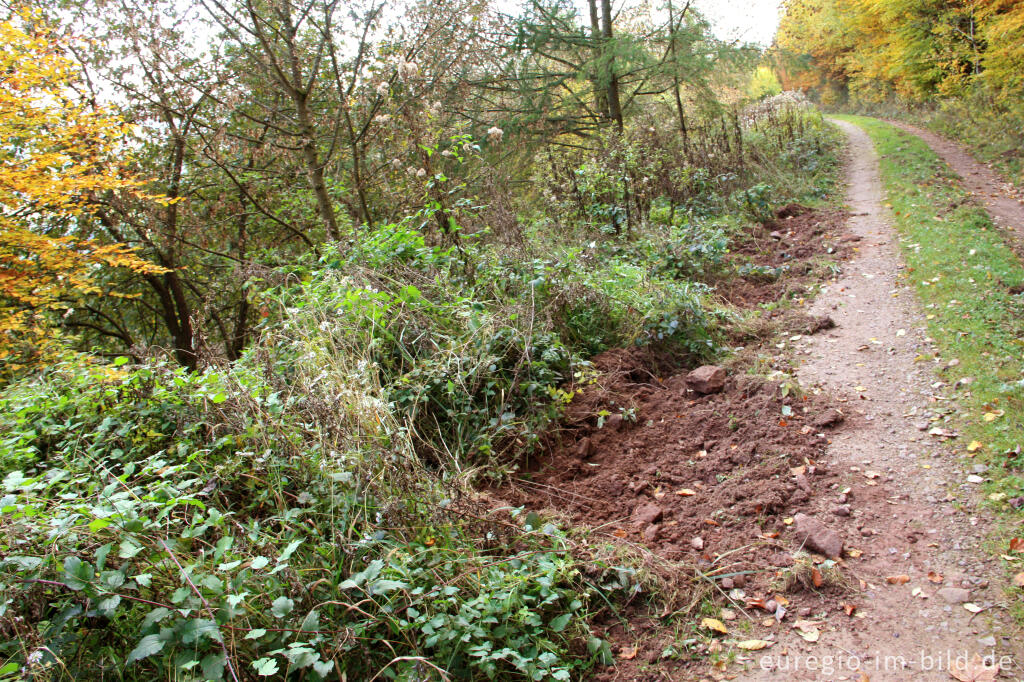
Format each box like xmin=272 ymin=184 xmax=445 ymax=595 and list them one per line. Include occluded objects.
xmin=834 ymin=113 xmax=1024 ymax=594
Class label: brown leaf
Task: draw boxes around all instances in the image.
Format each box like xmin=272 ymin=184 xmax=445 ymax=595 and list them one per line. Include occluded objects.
xmin=886 ymin=575 xmax=910 ymax=585
xmin=841 ymin=602 xmax=857 ymax=616
xmin=612 ymin=529 xmax=627 ymax=538
xmin=811 ymin=567 xmax=824 ymax=587
xmin=949 ymin=653 xmax=999 ymax=682
xmin=927 ymin=571 xmax=944 ymax=584
xmin=1013 ymin=572 xmax=1024 ymax=588
xmin=618 ymin=645 xmax=637 ymax=660
xmin=1010 ymin=537 xmax=1024 ymax=552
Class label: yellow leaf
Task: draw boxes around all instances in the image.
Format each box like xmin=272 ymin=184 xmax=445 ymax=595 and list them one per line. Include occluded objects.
xmin=701 ymin=618 xmax=728 ymax=634
xmin=737 ymin=639 xmax=772 ymax=650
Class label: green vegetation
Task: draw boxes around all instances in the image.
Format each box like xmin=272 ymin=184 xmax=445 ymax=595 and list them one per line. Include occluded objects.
xmin=0 ymin=48 xmax=842 ymax=678
xmin=838 ymin=115 xmax=1024 ymax=525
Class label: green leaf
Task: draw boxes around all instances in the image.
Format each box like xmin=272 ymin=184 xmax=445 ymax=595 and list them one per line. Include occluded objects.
xmin=370 ymin=579 xmax=407 ymax=595
xmin=179 ymin=618 xmax=222 ymax=644
xmin=210 ymin=392 xmax=228 ymax=404
xmin=549 ymin=613 xmax=572 ymax=632
xmin=271 ymin=596 xmax=294 ymax=618
xmin=126 ymin=634 xmax=165 ymax=664
xmin=201 ymin=653 xmax=226 ymax=681
xmin=250 ymin=556 xmax=269 ymax=570
xmin=113 ymin=356 xmax=130 ymax=367
xmin=244 ymin=629 xmax=267 ymax=640
xmin=252 ymin=658 xmax=279 ymax=676
xmin=63 ymin=556 xmax=94 ymax=591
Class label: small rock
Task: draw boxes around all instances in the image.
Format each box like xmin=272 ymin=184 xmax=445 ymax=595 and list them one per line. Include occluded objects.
xmin=937 ymin=587 xmax=971 ymax=604
xmin=690 ymin=536 xmax=704 ymax=550
xmin=837 ymin=493 xmax=849 ymax=504
xmin=576 ymin=437 xmax=596 ymax=459
xmin=732 ymin=574 xmax=747 ymax=588
xmin=978 ymin=635 xmax=996 ymax=648
xmin=860 ymin=528 xmax=874 ymax=537
xmin=966 ymin=474 xmax=984 ymax=484
xmin=793 ymin=513 xmax=844 ymax=559
xmin=813 ymin=409 xmax=845 ymax=428
xmin=797 ymin=607 xmax=812 ymax=617
xmin=606 ymin=413 xmax=624 ymax=431
xmin=1009 ymin=496 xmax=1024 ymax=510
xmin=807 ymin=315 xmax=836 ymax=333
xmin=633 ymin=503 xmax=663 ymax=526
xmin=643 ymin=524 xmax=660 ymax=542
xmin=685 ymin=365 xmax=727 ymax=394
xmin=769 ymin=230 xmax=784 ymax=240
xmin=795 ymin=474 xmax=812 ymax=493
xmin=720 ymin=577 xmax=735 ymax=590
xmin=832 ymin=504 xmax=852 ymax=517
xmin=764 ymin=599 xmax=778 ymax=613
xmin=970 ymin=464 xmax=987 ymax=474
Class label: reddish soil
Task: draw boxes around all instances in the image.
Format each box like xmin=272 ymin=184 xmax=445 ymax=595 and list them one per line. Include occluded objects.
xmin=504 ymin=347 xmax=842 ymax=558
xmin=716 ymin=204 xmax=853 ymax=308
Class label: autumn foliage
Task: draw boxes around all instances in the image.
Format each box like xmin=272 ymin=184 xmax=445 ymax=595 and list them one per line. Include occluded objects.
xmin=774 ymin=0 xmax=1024 ymax=104
xmin=0 ymin=13 xmax=164 ymax=370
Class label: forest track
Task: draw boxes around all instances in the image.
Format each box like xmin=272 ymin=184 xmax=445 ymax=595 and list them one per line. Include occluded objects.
xmin=734 ymin=119 xmax=1024 ymax=681
xmin=887 ymin=120 xmax=1024 ymax=255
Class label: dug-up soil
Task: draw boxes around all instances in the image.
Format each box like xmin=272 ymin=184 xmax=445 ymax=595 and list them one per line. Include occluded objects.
xmin=492 ymin=204 xmax=861 ymax=678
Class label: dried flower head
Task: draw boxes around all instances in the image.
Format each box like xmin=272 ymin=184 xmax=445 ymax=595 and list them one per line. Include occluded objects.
xmin=416 ymin=168 xmax=427 ymax=178
xmin=391 ymin=158 xmax=403 ymax=170
xmin=376 ymin=82 xmax=390 ymax=97
xmin=486 ymin=126 xmax=504 ymax=143
xmin=397 ymin=60 xmax=419 ymax=82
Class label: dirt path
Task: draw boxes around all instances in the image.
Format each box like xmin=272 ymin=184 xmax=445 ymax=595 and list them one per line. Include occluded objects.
xmin=887 ymin=120 xmax=1024 ymax=252
xmin=734 ymin=119 xmax=1024 ymax=680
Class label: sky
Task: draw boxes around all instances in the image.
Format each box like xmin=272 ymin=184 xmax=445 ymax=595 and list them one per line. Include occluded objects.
xmin=694 ymin=0 xmax=784 ymax=46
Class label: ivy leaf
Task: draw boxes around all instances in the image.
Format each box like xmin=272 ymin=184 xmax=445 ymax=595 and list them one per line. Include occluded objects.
xmin=126 ymin=634 xmax=165 ymax=664
xmin=271 ymin=597 xmax=294 ymax=618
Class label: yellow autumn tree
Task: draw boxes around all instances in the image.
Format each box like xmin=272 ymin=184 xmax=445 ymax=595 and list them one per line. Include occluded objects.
xmin=0 ymin=13 xmax=166 ymax=372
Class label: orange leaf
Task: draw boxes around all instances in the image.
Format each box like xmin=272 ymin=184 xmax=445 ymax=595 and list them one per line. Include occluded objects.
xmin=886 ymin=575 xmax=910 ymax=585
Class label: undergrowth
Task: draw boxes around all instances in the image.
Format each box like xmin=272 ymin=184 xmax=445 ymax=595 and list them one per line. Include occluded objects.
xmin=0 ymin=104 xmax=842 ymax=680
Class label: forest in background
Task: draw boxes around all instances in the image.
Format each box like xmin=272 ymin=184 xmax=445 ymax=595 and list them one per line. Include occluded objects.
xmin=774 ymin=0 xmax=1024 ymax=182
xmin=0 ymin=0 xmax=848 ymax=678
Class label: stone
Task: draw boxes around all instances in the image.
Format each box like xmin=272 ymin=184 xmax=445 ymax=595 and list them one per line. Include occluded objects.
xmin=832 ymin=504 xmax=852 ymax=517
xmin=633 ymin=503 xmax=663 ymax=526
xmin=937 ymin=587 xmax=971 ymax=604
xmin=576 ymin=437 xmax=596 ymax=459
xmin=690 ymin=536 xmax=704 ymax=550
xmin=813 ymin=409 xmax=845 ymax=428
xmin=720 ymin=577 xmax=735 ymax=590
xmin=643 ymin=524 xmax=660 ymax=543
xmin=793 ymin=513 xmax=844 ymax=559
xmin=685 ymin=365 xmax=727 ymax=394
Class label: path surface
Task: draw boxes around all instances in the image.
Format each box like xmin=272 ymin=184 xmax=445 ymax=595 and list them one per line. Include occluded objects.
xmin=888 ymin=120 xmax=1024 ymax=251
xmin=737 ymin=119 xmax=1023 ymax=680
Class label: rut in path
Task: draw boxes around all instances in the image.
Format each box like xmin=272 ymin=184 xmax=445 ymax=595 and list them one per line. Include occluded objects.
xmin=737 ymin=119 xmax=1024 ymax=680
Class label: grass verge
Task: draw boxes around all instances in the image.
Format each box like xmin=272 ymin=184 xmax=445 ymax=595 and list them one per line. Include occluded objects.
xmin=835 ymin=114 xmax=1024 ymax=603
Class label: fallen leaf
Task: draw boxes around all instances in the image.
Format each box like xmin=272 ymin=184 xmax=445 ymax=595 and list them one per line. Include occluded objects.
xmin=886 ymin=575 xmax=910 ymax=585
xmin=736 ymin=639 xmax=771 ymax=650
xmin=983 ymin=410 xmax=1004 ymax=422
xmin=773 ymin=594 xmax=790 ymax=606
xmin=841 ymin=602 xmax=857 ymax=616
xmin=1013 ymin=573 xmax=1024 ymax=588
xmin=612 ymin=529 xmax=627 ymax=538
xmin=927 ymin=571 xmax=944 ymax=584
xmin=790 ymin=465 xmax=806 ymax=477
xmin=1010 ymin=538 xmax=1024 ymax=552
xmin=701 ymin=618 xmax=729 ymax=635
xmin=676 ymin=488 xmax=697 ymax=496
xmin=911 ymin=586 xmax=927 ymax=598
xmin=864 ymin=470 xmax=882 ymax=479
xmin=967 ymin=440 xmax=984 ymax=453
xmin=720 ymin=608 xmax=737 ymax=621
xmin=618 ymin=645 xmax=637 ymax=660
xmin=783 ymin=517 xmax=794 ymax=526
xmin=950 ymin=652 xmax=999 ymax=682
xmin=793 ymin=620 xmax=820 ymax=642
xmin=846 ymin=548 xmax=863 ymax=558
xmin=811 ymin=567 xmax=824 ymax=588
xmin=963 ymin=603 xmax=983 ymax=613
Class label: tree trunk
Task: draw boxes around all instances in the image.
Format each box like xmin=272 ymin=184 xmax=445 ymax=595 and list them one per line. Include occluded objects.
xmin=600 ymin=0 xmax=623 ymax=131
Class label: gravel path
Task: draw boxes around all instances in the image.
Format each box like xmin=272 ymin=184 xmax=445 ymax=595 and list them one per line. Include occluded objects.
xmin=736 ymin=119 xmax=1024 ymax=681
